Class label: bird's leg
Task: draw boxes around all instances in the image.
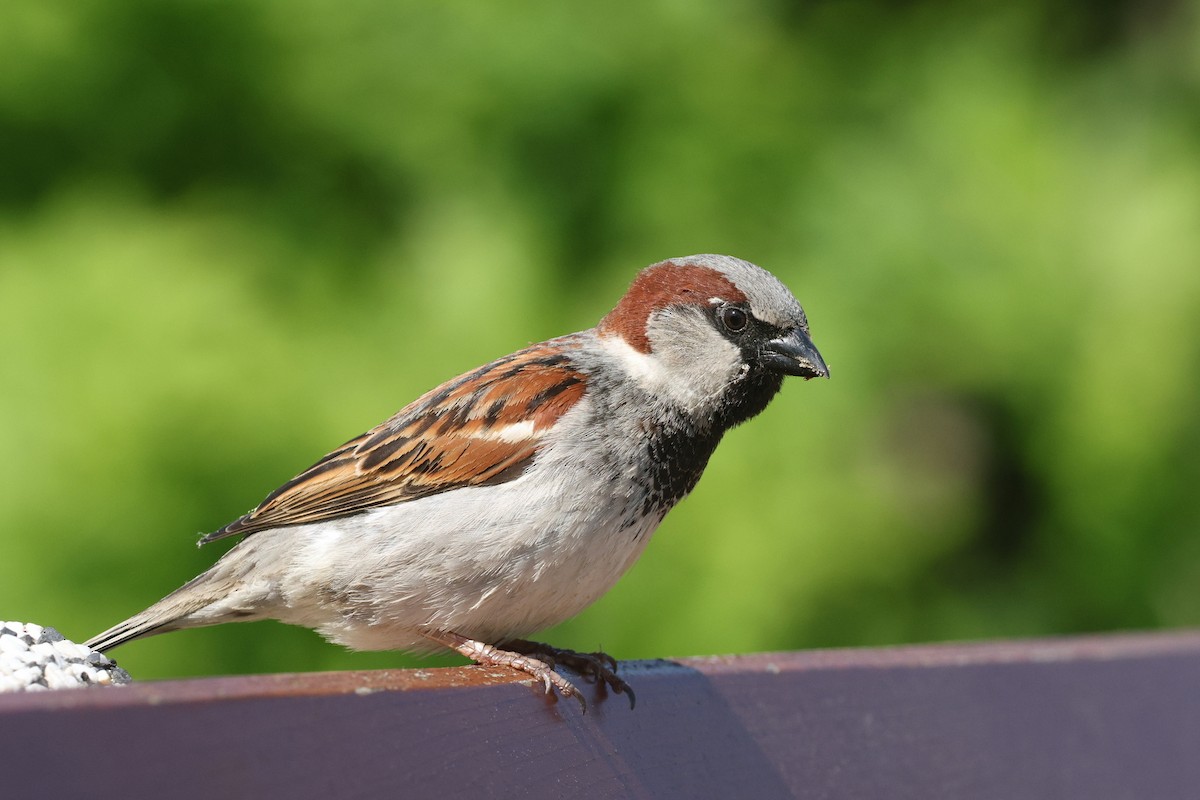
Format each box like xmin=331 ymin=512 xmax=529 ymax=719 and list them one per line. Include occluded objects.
xmin=498 ymin=638 xmax=636 ymax=710
xmin=422 ymin=630 xmax=587 ymax=712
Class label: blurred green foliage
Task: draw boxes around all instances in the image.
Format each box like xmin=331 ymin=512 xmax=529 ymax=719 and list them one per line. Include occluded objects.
xmin=2 ymin=0 xmax=1198 ymax=680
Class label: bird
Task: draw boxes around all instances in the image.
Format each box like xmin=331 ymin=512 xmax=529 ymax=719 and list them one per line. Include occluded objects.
xmin=86 ymin=254 xmax=829 ymax=710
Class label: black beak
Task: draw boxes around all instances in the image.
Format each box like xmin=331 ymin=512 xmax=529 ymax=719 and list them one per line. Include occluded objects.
xmin=761 ymin=329 xmax=830 ymax=379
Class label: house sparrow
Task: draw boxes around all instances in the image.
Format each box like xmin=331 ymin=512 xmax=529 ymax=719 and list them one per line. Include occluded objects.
xmin=86 ymin=254 xmax=828 ymax=710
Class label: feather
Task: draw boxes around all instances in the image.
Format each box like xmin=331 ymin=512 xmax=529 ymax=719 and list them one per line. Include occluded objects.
xmin=201 ymin=339 xmax=587 ymax=543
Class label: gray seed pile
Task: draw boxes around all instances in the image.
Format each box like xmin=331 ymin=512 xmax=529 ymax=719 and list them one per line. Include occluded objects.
xmin=0 ymin=621 xmax=132 ymax=693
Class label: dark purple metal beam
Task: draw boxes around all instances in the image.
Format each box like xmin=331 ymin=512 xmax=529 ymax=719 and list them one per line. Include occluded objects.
xmin=3 ymin=630 xmax=1198 ymax=799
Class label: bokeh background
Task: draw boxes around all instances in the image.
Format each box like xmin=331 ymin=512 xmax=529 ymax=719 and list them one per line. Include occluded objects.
xmin=2 ymin=1 xmax=1198 ymax=680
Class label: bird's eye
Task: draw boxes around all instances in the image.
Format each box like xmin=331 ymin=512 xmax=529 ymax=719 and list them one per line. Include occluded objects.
xmin=718 ymin=305 xmax=749 ymax=333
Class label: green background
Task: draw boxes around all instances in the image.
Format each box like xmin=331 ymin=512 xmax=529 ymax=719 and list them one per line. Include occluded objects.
xmin=2 ymin=1 xmax=1198 ymax=680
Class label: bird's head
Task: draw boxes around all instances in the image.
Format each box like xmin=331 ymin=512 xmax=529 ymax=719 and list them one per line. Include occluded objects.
xmin=597 ymin=254 xmax=828 ymax=426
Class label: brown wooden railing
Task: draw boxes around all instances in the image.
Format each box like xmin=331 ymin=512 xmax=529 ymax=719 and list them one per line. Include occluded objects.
xmin=3 ymin=630 xmax=1198 ymax=799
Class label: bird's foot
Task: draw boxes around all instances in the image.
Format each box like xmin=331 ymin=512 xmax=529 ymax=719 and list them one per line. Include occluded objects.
xmin=424 ymin=630 xmax=587 ymax=712
xmin=500 ymin=638 xmax=635 ymax=710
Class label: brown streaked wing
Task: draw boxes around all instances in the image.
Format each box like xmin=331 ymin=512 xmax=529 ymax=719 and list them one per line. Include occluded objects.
xmin=200 ymin=340 xmax=587 ymax=543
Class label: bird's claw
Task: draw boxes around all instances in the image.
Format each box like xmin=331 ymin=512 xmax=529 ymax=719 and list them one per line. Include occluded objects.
xmin=425 ymin=631 xmax=635 ymax=712
xmin=501 ymin=639 xmax=636 ymax=710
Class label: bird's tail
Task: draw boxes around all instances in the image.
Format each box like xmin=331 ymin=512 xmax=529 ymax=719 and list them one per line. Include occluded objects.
xmin=84 ymin=607 xmax=186 ymax=653
xmin=85 ymin=568 xmax=249 ymax=653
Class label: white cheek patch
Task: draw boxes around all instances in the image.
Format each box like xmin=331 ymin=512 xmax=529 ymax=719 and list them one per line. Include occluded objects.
xmin=598 ymin=314 xmax=745 ymax=412
xmin=598 ymin=334 xmax=671 ymax=388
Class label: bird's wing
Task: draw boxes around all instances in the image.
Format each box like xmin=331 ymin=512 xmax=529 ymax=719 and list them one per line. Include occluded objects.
xmin=201 ymin=339 xmax=587 ymax=543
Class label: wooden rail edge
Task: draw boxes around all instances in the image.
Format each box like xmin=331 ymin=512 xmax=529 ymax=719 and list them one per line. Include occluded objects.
xmin=3 ymin=629 xmax=1198 ymax=799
